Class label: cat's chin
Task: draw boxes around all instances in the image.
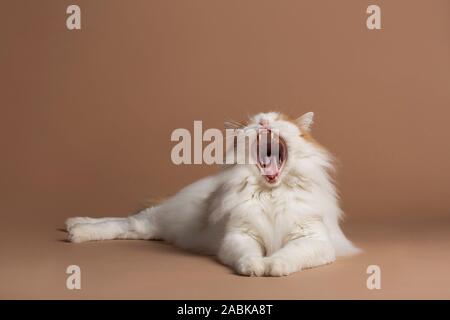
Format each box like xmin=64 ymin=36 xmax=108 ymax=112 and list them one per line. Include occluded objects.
xmin=256 ymin=169 xmax=286 ymax=188
xmin=262 ymin=173 xmax=281 ymax=185
xmin=262 ymin=179 xmax=282 ymax=188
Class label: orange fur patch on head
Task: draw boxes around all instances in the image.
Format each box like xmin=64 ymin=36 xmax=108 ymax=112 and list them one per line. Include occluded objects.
xmin=276 ymin=113 xmax=293 ymax=122
xmin=300 ymin=127 xmax=321 ymax=147
xmin=278 ymin=113 xmax=326 ymax=150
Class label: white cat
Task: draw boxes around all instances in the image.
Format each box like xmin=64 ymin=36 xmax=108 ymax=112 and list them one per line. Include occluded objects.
xmin=66 ymin=112 xmax=359 ymax=276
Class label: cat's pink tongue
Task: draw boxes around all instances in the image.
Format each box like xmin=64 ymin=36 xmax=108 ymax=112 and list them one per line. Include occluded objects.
xmin=262 ymin=156 xmax=279 ymax=177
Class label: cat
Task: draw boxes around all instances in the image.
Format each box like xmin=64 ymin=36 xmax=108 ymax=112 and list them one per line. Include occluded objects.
xmin=66 ymin=111 xmax=360 ymax=276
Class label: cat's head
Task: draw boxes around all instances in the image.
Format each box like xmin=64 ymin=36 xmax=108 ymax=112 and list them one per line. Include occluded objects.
xmin=225 ymin=111 xmax=328 ymax=188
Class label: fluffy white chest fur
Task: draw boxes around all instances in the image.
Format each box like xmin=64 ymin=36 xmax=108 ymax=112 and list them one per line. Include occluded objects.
xmin=66 ymin=111 xmax=359 ymax=276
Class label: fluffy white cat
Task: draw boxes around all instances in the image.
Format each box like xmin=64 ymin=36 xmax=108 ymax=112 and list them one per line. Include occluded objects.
xmin=66 ymin=112 xmax=359 ymax=276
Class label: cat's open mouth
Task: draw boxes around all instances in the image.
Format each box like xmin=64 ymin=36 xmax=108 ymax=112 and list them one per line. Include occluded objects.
xmin=255 ymin=129 xmax=287 ymax=184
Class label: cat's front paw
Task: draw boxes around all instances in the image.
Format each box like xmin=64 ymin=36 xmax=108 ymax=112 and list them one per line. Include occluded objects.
xmin=65 ymin=217 xmax=90 ymax=231
xmin=236 ymin=256 xmax=266 ymax=277
xmin=68 ymin=224 xmax=95 ymax=243
xmin=265 ymin=257 xmax=297 ymax=277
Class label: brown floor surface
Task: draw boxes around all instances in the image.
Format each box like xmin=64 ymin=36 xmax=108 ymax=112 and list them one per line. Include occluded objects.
xmin=1 ymin=218 xmax=449 ymax=299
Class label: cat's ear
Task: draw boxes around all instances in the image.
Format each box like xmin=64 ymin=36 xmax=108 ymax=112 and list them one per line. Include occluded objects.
xmin=296 ymin=112 xmax=314 ymax=131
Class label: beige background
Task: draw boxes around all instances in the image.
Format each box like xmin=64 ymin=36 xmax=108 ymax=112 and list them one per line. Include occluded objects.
xmin=1 ymin=0 xmax=450 ymax=299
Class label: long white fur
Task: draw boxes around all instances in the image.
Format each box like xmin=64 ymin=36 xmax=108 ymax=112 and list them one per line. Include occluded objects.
xmin=66 ymin=112 xmax=360 ymax=276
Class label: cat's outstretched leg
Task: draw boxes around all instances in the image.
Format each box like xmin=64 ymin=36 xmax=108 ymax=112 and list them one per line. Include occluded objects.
xmin=265 ymin=220 xmax=336 ymax=276
xmin=218 ymin=231 xmax=266 ymax=276
xmin=66 ymin=207 xmax=161 ymax=243
xmin=66 ymin=217 xmax=124 ymax=231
